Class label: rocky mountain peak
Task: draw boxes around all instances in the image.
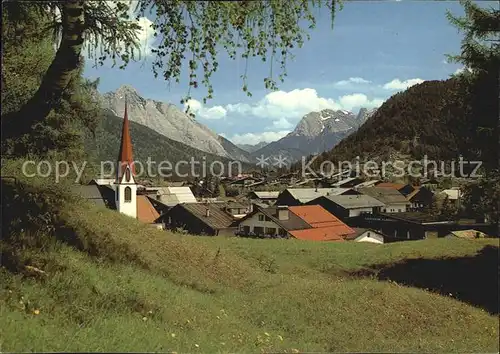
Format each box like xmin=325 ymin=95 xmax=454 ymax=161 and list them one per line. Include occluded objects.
xmin=290 ymin=109 xmax=357 ymax=137
xmin=98 ymin=85 xmax=247 ymax=160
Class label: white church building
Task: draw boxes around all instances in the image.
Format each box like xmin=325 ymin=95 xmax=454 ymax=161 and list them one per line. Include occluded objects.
xmin=73 ymin=103 xmax=162 ymax=227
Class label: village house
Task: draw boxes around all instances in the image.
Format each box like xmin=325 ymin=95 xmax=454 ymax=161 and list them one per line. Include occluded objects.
xmin=356 ymin=212 xmax=492 ymax=241
xmin=72 ymin=102 xmax=163 ymax=229
xmin=309 ymin=194 xmax=385 ymax=220
xmin=236 ymin=204 xmax=355 ymax=241
xmin=89 ymin=178 xmax=117 ymax=186
xmin=445 ymin=229 xmax=489 ymax=239
xmin=276 ymin=172 xmax=300 ymax=185
xmin=160 ymin=202 xmax=237 ymax=236
xmin=344 ymin=228 xmax=388 ymax=244
xmin=287 ymin=205 xmax=355 ymax=241
xmin=375 ymin=182 xmax=415 ymax=196
xmin=353 ymin=179 xmax=381 ymax=189
xmin=228 ymin=176 xmax=262 ymax=188
xmin=145 ymin=186 xmax=197 ymax=207
xmin=439 ymin=188 xmax=462 ymax=207
xmin=406 ymin=187 xmax=434 ymax=211
xmin=358 ymin=187 xmax=410 ymax=213
xmin=420 ymin=177 xmax=439 ymax=190
xmin=220 ymin=201 xmax=250 ymax=219
xmin=70 ymin=184 xmax=116 ymax=209
xmin=275 ymin=187 xmax=360 ymax=206
xmin=323 ymin=169 xmax=352 ymax=182
xmin=247 ymin=191 xmax=280 ymax=205
xmin=331 ymin=177 xmax=365 ymax=188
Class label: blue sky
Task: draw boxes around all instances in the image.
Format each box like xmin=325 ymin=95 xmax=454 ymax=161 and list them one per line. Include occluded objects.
xmin=84 ymin=1 xmax=494 ymax=145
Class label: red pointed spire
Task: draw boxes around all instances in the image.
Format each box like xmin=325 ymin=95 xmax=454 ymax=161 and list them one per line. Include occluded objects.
xmin=117 ymin=99 xmax=135 ymax=178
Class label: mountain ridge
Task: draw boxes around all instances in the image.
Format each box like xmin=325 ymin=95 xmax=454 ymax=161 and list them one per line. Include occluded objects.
xmin=99 ymin=85 xmax=241 ymax=160
xmin=250 ymin=107 xmax=377 ymax=163
xmin=97 ymin=84 xmax=377 ymax=165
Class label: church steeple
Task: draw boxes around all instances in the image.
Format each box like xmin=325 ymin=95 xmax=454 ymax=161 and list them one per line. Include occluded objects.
xmin=117 ymin=99 xmax=135 ymax=180
xmin=115 ymin=99 xmax=137 ymax=219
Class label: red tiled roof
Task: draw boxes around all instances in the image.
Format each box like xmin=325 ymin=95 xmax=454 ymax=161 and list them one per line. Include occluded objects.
xmin=289 ymin=228 xmax=347 ymax=241
xmin=288 ymin=205 xmax=355 ymax=241
xmin=118 ymin=101 xmax=135 ymax=176
xmin=376 ymin=182 xmax=406 ymax=190
xmin=137 ymin=195 xmax=160 ymax=224
xmin=289 ymin=205 xmax=343 ymax=228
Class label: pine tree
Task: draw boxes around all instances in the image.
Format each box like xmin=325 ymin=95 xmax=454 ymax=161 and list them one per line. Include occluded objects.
xmin=447 ymin=0 xmax=500 ymax=235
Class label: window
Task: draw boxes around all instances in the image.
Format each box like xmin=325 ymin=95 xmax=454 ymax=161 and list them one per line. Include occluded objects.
xmin=258 ymin=214 xmax=264 ymax=221
xmin=124 ymin=187 xmax=132 ymax=202
xmin=265 ymin=227 xmax=276 ymax=235
xmin=125 ymin=167 xmax=131 ymax=182
xmin=254 ymin=226 xmax=264 ymax=234
xmin=265 ymin=216 xmax=271 ymax=221
xmin=278 ymin=228 xmax=287 ymax=236
xmin=367 ymin=232 xmax=371 ymax=237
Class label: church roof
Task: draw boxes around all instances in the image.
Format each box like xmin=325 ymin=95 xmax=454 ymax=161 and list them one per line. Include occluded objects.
xmin=118 ymin=101 xmax=135 ymax=176
xmin=137 ymin=195 xmax=160 ymax=224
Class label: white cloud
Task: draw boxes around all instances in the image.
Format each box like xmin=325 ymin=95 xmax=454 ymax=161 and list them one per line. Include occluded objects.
xmin=454 ymin=67 xmax=473 ymax=75
xmin=228 ymin=131 xmax=291 ymax=145
xmin=133 ymin=16 xmax=155 ymax=56
xmin=338 ymin=94 xmax=385 ymax=111
xmin=250 ymin=88 xmax=342 ymax=119
xmin=335 ymin=77 xmax=372 ymax=86
xmin=185 ymin=99 xmax=227 ymax=120
xmin=188 ymin=88 xmax=386 ymax=129
xmin=81 ymin=1 xmax=156 ymax=58
xmin=224 ymin=88 xmax=384 ymax=120
xmin=382 ymin=78 xmax=424 ymax=90
xmin=271 ymin=117 xmax=295 ymax=129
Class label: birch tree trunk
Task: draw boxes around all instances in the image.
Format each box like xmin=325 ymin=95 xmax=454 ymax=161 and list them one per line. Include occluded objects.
xmin=2 ymin=0 xmax=85 ymax=141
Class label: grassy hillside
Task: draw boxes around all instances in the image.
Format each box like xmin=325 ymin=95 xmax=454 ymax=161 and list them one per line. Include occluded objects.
xmin=314 ymin=79 xmax=471 ymax=164
xmin=1 ymin=159 xmax=499 ymax=352
xmin=84 ymin=109 xmax=253 ymax=175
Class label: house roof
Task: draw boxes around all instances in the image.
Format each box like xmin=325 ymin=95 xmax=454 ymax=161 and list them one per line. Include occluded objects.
xmin=166 ymin=181 xmax=185 ymax=187
xmin=250 ymin=191 xmax=280 ymax=199
xmin=332 ymin=177 xmax=362 ymax=187
xmin=221 ymin=201 xmax=248 ymax=210
xmin=289 ymin=228 xmax=347 ymax=241
xmin=288 ymin=205 xmax=355 ymax=241
xmin=322 ymin=194 xmax=385 ymax=209
xmin=148 ymin=186 xmax=197 ymax=206
xmin=375 ymin=182 xmax=407 ymax=190
xmin=238 ymin=205 xmax=310 ymax=231
xmin=284 ymin=188 xmax=353 ymax=203
xmin=406 ymin=187 xmax=421 ymax=200
xmin=89 ymin=178 xmax=116 ymax=186
xmin=179 ymin=203 xmax=235 ymax=230
xmin=71 ymin=185 xmax=116 ymax=209
xmin=358 ymin=187 xmax=409 ymax=205
xmin=344 ymin=228 xmax=386 ymax=240
xmin=354 ymin=180 xmax=380 ymax=189
xmin=448 ymin=229 xmax=488 ymax=239
xmin=440 ymin=189 xmax=461 ymax=200
xmin=137 ymin=195 xmax=160 ymax=224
